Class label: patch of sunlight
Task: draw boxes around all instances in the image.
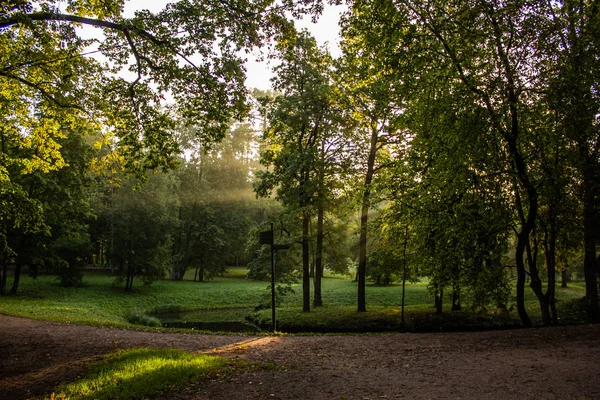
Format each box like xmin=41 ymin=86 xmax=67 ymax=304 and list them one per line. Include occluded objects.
xmin=49 ymin=348 xmax=231 ymax=400
xmin=210 ymin=336 xmax=281 ymax=355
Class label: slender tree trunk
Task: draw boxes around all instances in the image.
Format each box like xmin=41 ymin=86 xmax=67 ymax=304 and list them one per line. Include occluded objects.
xmin=358 ymin=126 xmax=379 ymax=312
xmin=544 ymin=218 xmax=558 ymax=325
xmin=526 ymin=228 xmax=550 ymax=326
xmin=401 ymin=227 xmax=408 ymax=329
xmin=451 ymin=284 xmax=461 ymax=311
xmin=561 ymin=269 xmax=568 ymax=288
xmin=357 ymin=198 xmax=369 ymax=312
xmin=302 ymin=211 xmax=311 ymax=312
xmin=0 ymin=259 xmax=6 ymax=295
xmin=314 ymin=189 xmax=324 ymax=307
xmin=125 ymin=268 xmax=134 ymax=292
xmin=512 ymin=174 xmax=536 ymax=328
xmin=9 ymin=262 xmax=21 ymax=295
xmin=515 ymin=234 xmax=531 ymax=326
xmin=435 ymin=286 xmax=443 ymax=314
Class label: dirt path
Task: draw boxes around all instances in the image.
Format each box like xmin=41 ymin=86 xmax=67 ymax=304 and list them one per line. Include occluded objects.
xmin=1 ymin=315 xmax=600 ymax=400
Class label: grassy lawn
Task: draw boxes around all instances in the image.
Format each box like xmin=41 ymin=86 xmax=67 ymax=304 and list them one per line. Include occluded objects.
xmin=0 ymin=268 xmax=587 ymax=332
xmin=41 ymin=348 xmax=237 ymax=400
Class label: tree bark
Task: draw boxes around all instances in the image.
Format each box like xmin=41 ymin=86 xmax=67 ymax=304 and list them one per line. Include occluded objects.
xmin=435 ymin=285 xmax=443 ymax=314
xmin=561 ymin=269 xmax=568 ymax=288
xmin=302 ymin=211 xmax=311 ymax=312
xmin=313 ymin=189 xmax=324 ymax=307
xmin=9 ymin=263 xmax=21 ymax=295
xmin=526 ymin=229 xmax=550 ymax=326
xmin=0 ymin=261 xmax=6 ymax=295
xmin=357 ymin=126 xmax=379 ymax=312
xmin=401 ymin=227 xmax=408 ymax=329
xmin=451 ymin=285 xmax=461 ymax=311
xmin=544 ymin=217 xmax=558 ymax=325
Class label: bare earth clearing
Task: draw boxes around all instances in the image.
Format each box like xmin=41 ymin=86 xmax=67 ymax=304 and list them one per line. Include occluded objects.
xmin=1 ymin=315 xmax=599 ymax=400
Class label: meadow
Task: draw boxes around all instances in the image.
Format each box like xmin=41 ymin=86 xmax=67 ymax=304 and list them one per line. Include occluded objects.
xmin=0 ymin=268 xmax=587 ymax=333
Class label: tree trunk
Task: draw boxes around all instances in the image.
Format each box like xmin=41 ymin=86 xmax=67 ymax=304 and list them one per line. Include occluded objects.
xmin=512 ymin=177 xmax=535 ymax=329
xmin=357 ymin=126 xmax=379 ymax=313
xmin=313 ymin=189 xmax=324 ymax=307
xmin=525 ymin=228 xmax=550 ymax=326
xmin=9 ymin=263 xmax=21 ymax=295
xmin=0 ymin=261 xmax=6 ymax=295
xmin=544 ymin=218 xmax=558 ymax=325
xmin=435 ymin=285 xmax=443 ymax=314
xmin=302 ymin=211 xmax=311 ymax=312
xmin=401 ymin=228 xmax=408 ymax=329
xmin=451 ymin=284 xmax=461 ymax=311
xmin=125 ymin=268 xmax=134 ymax=292
xmin=561 ymin=269 xmax=568 ymax=288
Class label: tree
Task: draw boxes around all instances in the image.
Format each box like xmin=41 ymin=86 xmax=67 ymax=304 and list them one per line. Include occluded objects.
xmin=338 ymin=1 xmax=408 ymax=312
xmin=255 ymin=29 xmax=334 ymax=312
xmin=109 ymin=173 xmax=179 ymax=290
xmin=543 ymin=0 xmax=600 ymax=321
xmin=1 ymin=129 xmax=95 ymax=293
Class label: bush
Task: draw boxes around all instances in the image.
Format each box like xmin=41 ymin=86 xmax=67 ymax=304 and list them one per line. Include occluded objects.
xmin=126 ymin=310 xmax=161 ymax=327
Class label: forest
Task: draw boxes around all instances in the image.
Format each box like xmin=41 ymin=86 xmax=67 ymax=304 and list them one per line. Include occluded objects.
xmin=1 ymin=0 xmax=599 ymax=333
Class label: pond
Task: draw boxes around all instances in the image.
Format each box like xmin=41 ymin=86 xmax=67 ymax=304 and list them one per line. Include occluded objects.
xmin=155 ymin=308 xmax=259 ymax=333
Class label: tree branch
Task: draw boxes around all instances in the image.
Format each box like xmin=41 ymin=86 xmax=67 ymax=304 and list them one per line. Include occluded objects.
xmin=0 ymin=70 xmax=83 ymax=111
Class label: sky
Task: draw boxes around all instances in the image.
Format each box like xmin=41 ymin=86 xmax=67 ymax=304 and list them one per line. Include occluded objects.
xmin=116 ymin=0 xmax=346 ymax=90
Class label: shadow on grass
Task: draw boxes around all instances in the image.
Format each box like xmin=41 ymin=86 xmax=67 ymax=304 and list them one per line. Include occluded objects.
xmin=47 ymin=348 xmax=234 ymax=400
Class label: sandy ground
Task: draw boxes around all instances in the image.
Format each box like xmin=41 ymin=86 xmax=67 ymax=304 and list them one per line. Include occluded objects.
xmin=1 ymin=315 xmax=599 ymax=399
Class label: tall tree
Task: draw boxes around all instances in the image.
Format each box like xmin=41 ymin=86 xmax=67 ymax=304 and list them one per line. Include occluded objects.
xmin=543 ymin=0 xmax=600 ymax=321
xmin=255 ymin=30 xmax=333 ymax=312
xmin=338 ymin=1 xmax=408 ymax=312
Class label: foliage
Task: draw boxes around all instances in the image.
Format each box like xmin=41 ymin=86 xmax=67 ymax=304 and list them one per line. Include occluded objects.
xmin=1 ymin=130 xmax=95 ymax=292
xmin=109 ymin=173 xmax=179 ymax=289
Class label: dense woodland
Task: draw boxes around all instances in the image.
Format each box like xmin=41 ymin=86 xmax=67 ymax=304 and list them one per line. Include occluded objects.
xmin=1 ymin=0 xmax=599 ymax=328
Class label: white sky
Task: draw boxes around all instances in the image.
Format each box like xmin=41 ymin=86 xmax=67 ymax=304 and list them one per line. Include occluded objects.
xmin=118 ymin=0 xmax=346 ymax=90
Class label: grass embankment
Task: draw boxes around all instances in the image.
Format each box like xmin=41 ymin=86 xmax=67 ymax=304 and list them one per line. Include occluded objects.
xmin=42 ymin=348 xmax=238 ymax=400
xmin=0 ymin=268 xmax=588 ymax=332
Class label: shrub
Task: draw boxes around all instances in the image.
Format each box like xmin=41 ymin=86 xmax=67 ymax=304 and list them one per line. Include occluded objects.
xmin=125 ymin=310 xmax=161 ymax=327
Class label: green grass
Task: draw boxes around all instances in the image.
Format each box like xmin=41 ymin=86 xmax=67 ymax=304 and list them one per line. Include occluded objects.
xmin=0 ymin=269 xmax=268 ymax=328
xmin=0 ymin=267 xmax=588 ymax=332
xmin=43 ymin=348 xmax=233 ymax=400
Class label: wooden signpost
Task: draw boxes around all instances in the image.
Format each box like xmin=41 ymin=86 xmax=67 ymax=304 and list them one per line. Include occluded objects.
xmin=258 ymin=223 xmax=289 ymax=333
